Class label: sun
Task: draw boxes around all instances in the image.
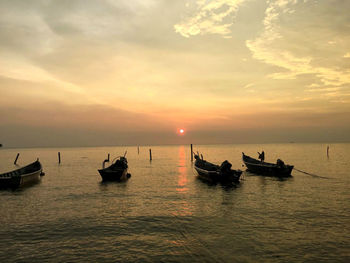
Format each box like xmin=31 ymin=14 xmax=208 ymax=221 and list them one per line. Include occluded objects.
xmin=179 ymin=128 xmax=185 ymax=135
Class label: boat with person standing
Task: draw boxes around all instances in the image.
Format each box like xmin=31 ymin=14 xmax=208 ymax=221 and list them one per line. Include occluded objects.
xmin=242 ymin=152 xmax=293 ymax=177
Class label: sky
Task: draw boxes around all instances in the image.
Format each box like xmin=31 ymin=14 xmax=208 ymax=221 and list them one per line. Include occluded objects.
xmin=0 ymin=0 xmax=349 ymax=147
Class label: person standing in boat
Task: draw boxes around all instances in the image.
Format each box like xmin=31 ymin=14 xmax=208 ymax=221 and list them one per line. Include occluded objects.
xmin=258 ymin=151 xmax=265 ymax=162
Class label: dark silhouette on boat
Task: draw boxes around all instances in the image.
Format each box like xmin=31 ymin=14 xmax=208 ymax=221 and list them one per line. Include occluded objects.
xmin=194 ymin=153 xmax=242 ymax=184
xmin=0 ymin=160 xmax=43 ymax=189
xmin=242 ymin=152 xmax=293 ymax=177
xmin=98 ymin=152 xmax=131 ymax=182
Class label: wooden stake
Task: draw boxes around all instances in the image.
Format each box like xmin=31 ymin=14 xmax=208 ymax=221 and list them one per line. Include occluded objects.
xmin=14 ymin=153 xmax=20 ymax=165
xmin=327 ymin=146 xmax=329 ymax=158
xmin=149 ymin=149 xmax=152 ymax=161
xmin=107 ymin=153 xmax=110 ymax=162
xmin=190 ymin=144 xmax=193 ymax=162
xmin=58 ymin=152 xmax=61 ymax=164
xmin=138 ymin=146 xmax=140 ymax=155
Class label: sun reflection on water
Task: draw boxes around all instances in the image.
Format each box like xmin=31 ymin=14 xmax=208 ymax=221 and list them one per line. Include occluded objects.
xmin=176 ymin=146 xmax=188 ymax=194
xmin=172 ymin=146 xmax=193 ymax=217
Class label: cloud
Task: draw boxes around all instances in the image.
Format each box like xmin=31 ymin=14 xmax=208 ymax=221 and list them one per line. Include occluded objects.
xmin=0 ymin=54 xmax=85 ymax=96
xmin=174 ymin=0 xmax=246 ymax=38
xmin=1 ymin=100 xmax=349 ymax=147
xmin=0 ymin=101 xmax=171 ymax=132
xmin=1 ymin=0 xmax=350 ymax=146
xmin=246 ymin=0 xmax=350 ymax=90
xmin=0 ymin=2 xmax=60 ymax=56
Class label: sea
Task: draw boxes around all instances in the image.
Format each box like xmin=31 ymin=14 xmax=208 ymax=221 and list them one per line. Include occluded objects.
xmin=0 ymin=143 xmax=349 ymax=262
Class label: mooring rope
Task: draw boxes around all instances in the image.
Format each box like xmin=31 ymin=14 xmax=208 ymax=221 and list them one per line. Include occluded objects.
xmin=294 ymin=168 xmax=329 ymax=179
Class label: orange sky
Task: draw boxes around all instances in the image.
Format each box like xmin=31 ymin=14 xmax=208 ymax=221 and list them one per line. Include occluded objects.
xmin=0 ymin=0 xmax=349 ymax=147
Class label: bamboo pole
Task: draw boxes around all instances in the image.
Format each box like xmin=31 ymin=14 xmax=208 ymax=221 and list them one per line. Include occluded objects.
xmin=190 ymin=144 xmax=193 ymax=162
xmin=327 ymin=146 xmax=329 ymax=158
xmin=14 ymin=153 xmax=20 ymax=165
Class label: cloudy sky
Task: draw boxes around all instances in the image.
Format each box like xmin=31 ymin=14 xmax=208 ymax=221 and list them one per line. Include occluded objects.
xmin=0 ymin=0 xmax=349 ymax=147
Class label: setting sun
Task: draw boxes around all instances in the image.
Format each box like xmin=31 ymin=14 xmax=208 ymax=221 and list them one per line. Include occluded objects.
xmin=179 ymin=129 xmax=185 ymax=135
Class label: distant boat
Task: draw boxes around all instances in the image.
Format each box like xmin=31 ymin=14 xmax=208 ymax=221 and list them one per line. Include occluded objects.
xmin=98 ymin=153 xmax=131 ymax=182
xmin=242 ymin=152 xmax=293 ymax=177
xmin=0 ymin=160 xmax=43 ymax=189
xmin=194 ymin=153 xmax=242 ymax=184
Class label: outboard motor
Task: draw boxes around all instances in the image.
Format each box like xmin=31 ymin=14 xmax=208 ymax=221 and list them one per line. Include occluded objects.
xmin=220 ymin=160 xmax=232 ymax=172
xmin=119 ymin=157 xmax=128 ymax=168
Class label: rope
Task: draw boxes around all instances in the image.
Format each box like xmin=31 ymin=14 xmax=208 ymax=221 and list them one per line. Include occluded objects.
xmin=294 ymin=168 xmax=329 ymax=179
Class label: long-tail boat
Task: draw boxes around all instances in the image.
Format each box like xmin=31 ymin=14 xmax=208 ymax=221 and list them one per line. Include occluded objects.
xmin=242 ymin=152 xmax=293 ymax=177
xmin=98 ymin=152 xmax=131 ymax=182
xmin=194 ymin=153 xmax=242 ymax=184
xmin=0 ymin=160 xmax=43 ymax=189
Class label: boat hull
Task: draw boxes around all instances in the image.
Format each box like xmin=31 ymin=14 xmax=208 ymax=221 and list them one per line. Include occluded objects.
xmin=242 ymin=153 xmax=293 ymax=177
xmin=19 ymin=170 xmax=42 ymax=187
xmin=0 ymin=161 xmax=42 ymax=189
xmin=194 ymin=166 xmax=221 ymax=183
xmin=98 ymin=168 xmax=129 ymax=182
xmin=194 ymin=158 xmax=242 ymax=184
xmin=0 ymin=177 xmax=21 ymax=189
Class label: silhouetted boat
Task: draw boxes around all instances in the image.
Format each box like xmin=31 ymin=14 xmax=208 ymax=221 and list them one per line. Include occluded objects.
xmin=194 ymin=153 xmax=242 ymax=184
xmin=242 ymin=152 xmax=293 ymax=177
xmin=98 ymin=154 xmax=131 ymax=182
xmin=0 ymin=160 xmax=43 ymax=189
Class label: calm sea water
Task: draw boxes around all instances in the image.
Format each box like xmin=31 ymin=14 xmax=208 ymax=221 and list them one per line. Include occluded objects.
xmin=0 ymin=144 xmax=349 ymax=262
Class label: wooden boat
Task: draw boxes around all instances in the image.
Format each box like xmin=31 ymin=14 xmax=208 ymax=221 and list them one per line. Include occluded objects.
xmin=194 ymin=154 xmax=242 ymax=184
xmin=0 ymin=160 xmax=43 ymax=189
xmin=242 ymin=152 xmax=293 ymax=177
xmin=98 ymin=154 xmax=131 ymax=182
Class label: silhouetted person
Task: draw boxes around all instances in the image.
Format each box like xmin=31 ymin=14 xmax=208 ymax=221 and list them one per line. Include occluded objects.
xmin=258 ymin=151 xmax=265 ymax=162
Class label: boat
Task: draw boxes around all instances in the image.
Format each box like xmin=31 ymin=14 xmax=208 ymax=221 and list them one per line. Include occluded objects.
xmin=194 ymin=153 xmax=242 ymax=184
xmin=0 ymin=160 xmax=43 ymax=189
xmin=242 ymin=152 xmax=293 ymax=177
xmin=98 ymin=153 xmax=131 ymax=182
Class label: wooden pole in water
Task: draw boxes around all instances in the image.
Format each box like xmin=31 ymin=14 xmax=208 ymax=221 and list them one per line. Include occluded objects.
xmin=327 ymin=146 xmax=329 ymax=158
xmin=14 ymin=153 xmax=20 ymax=165
xmin=149 ymin=149 xmax=152 ymax=161
xmin=190 ymin=144 xmax=193 ymax=162
xmin=107 ymin=153 xmax=110 ymax=162
xmin=58 ymin=152 xmax=61 ymax=164
xmin=138 ymin=146 xmax=140 ymax=155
